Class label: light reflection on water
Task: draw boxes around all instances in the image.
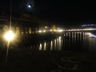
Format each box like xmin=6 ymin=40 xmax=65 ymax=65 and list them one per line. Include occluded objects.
xmin=39 ymin=36 xmax=62 ymax=51
xmin=39 ymin=43 xmax=42 ymax=51
xmin=8 ymin=32 xmax=96 ymax=52
xmin=85 ymin=32 xmax=96 ymax=38
xmin=2 ymin=32 xmax=96 ymax=71
xmin=54 ymin=39 xmax=56 ymax=50
xmin=44 ymin=42 xmax=47 ymax=51
xmin=50 ymin=41 xmax=53 ymax=51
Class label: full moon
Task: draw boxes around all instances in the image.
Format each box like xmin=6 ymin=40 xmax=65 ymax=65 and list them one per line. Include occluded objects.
xmin=27 ymin=4 xmax=32 ymax=8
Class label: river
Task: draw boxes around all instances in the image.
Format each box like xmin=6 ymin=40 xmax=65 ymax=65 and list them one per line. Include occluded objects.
xmin=0 ymin=32 xmax=96 ymax=72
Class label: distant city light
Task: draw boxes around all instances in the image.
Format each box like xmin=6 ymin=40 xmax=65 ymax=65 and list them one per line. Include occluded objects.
xmin=38 ymin=28 xmax=64 ymax=33
xmin=57 ymin=29 xmax=63 ymax=33
xmin=81 ymin=24 xmax=95 ymax=27
xmin=43 ymin=30 xmax=46 ymax=32
xmin=83 ymin=28 xmax=96 ymax=31
xmin=50 ymin=29 xmax=53 ymax=32
xmin=45 ymin=26 xmax=48 ymax=29
xmin=38 ymin=30 xmax=42 ymax=33
xmin=86 ymin=33 xmax=96 ymax=38
xmin=38 ymin=30 xmax=46 ymax=33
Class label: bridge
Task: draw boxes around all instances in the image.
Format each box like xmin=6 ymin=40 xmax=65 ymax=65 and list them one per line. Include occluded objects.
xmin=0 ymin=16 xmax=96 ymax=35
xmin=64 ymin=28 xmax=96 ymax=32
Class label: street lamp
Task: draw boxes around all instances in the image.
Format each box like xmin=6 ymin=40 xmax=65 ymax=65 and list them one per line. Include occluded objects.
xmin=3 ymin=30 xmax=15 ymax=63
xmin=4 ymin=30 xmax=15 ymax=42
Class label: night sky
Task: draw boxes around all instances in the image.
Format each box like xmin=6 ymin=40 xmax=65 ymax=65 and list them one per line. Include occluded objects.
xmin=0 ymin=0 xmax=96 ymax=24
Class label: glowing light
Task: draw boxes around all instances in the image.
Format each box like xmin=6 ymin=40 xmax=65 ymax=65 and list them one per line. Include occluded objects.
xmin=83 ymin=28 xmax=96 ymax=31
xmin=44 ymin=42 xmax=47 ymax=50
xmin=4 ymin=30 xmax=15 ymax=41
xmin=50 ymin=29 xmax=53 ymax=32
xmin=39 ymin=43 xmax=42 ymax=50
xmin=45 ymin=26 xmax=48 ymax=29
xmin=38 ymin=30 xmax=42 ymax=33
xmin=57 ymin=29 xmax=63 ymax=32
xmin=38 ymin=30 xmax=46 ymax=33
xmin=27 ymin=5 xmax=32 ymax=8
xmin=59 ymin=36 xmax=62 ymax=40
xmin=43 ymin=30 xmax=46 ymax=32
xmin=86 ymin=33 xmax=96 ymax=38
xmin=50 ymin=41 xmax=53 ymax=50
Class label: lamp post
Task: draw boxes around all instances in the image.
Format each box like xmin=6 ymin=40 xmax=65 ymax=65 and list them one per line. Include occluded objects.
xmin=3 ymin=30 xmax=15 ymax=63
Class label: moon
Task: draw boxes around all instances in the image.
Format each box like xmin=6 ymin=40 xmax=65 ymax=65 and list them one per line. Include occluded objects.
xmin=27 ymin=4 xmax=32 ymax=8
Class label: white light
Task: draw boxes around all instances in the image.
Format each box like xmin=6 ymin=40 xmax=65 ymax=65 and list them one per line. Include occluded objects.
xmin=38 ymin=30 xmax=42 ymax=33
xmin=4 ymin=30 xmax=15 ymax=41
xmin=45 ymin=26 xmax=48 ymax=29
xmin=86 ymin=33 xmax=96 ymax=38
xmin=50 ymin=29 xmax=53 ymax=32
xmin=38 ymin=30 xmax=46 ymax=33
xmin=27 ymin=5 xmax=31 ymax=8
xmin=59 ymin=36 xmax=61 ymax=39
xmin=58 ymin=29 xmax=63 ymax=32
xmin=43 ymin=30 xmax=46 ymax=32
